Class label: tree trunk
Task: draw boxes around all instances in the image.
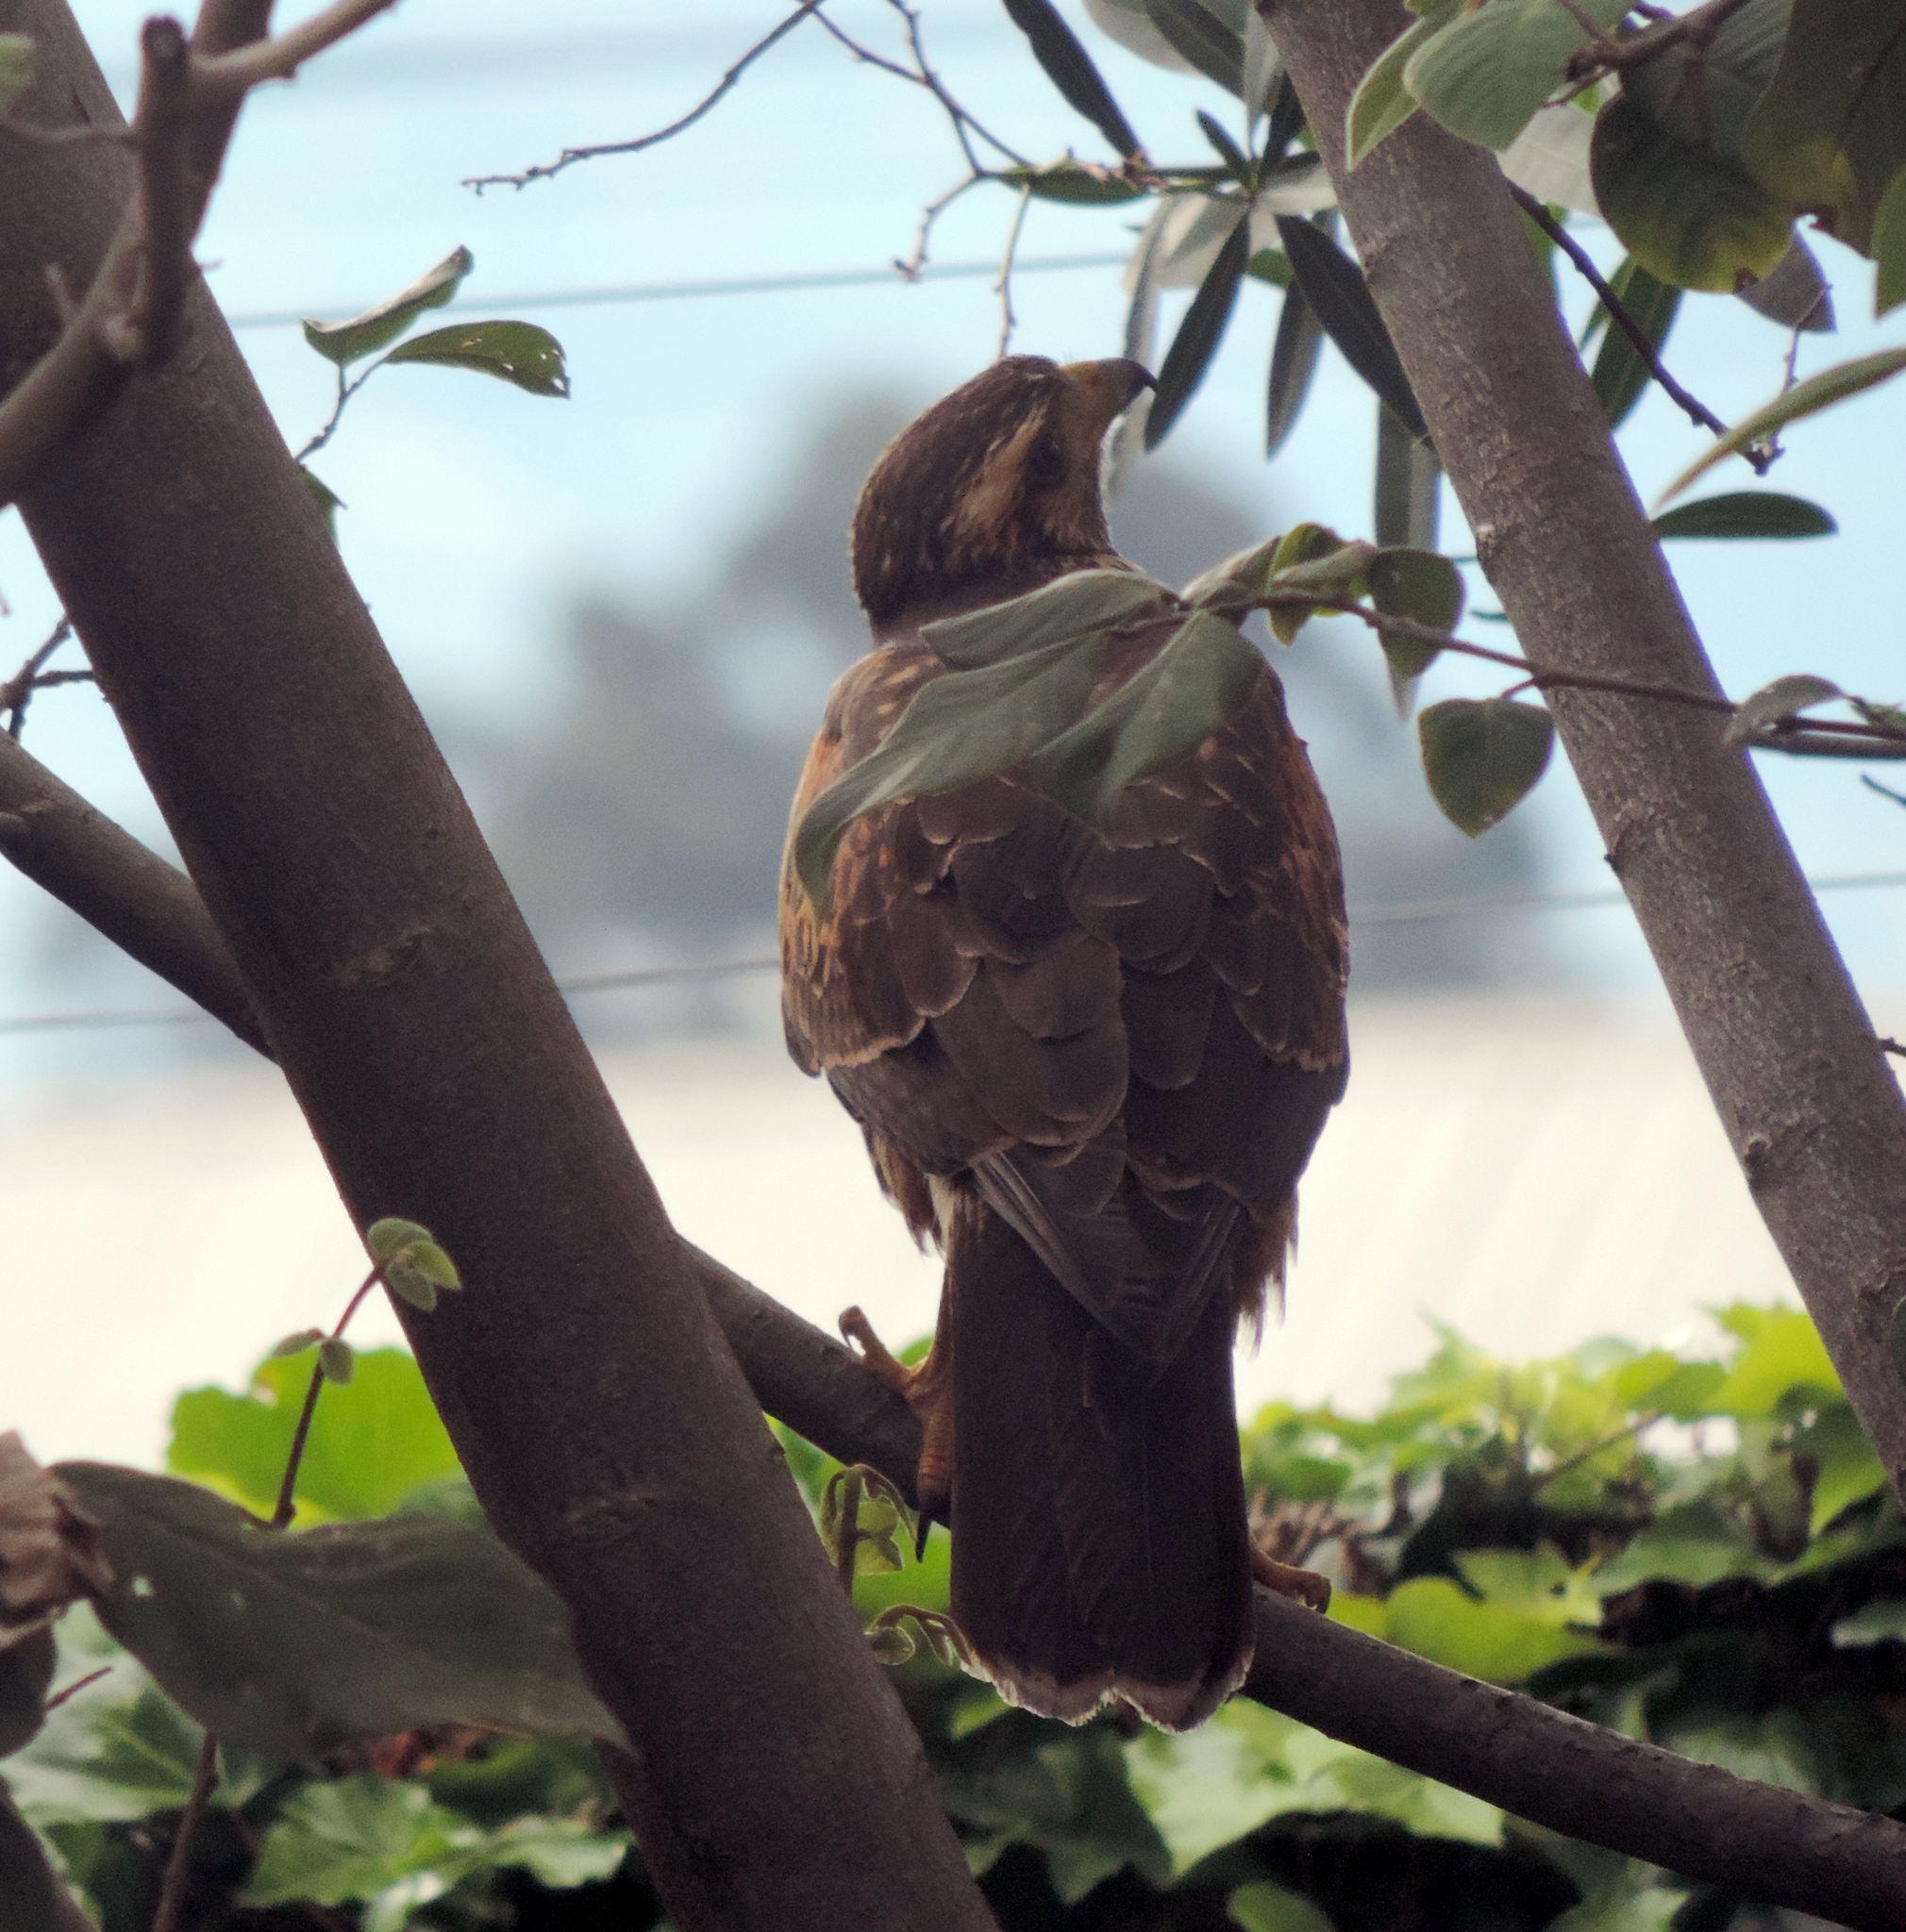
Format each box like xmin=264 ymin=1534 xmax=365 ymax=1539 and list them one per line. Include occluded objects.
xmin=1263 ymin=0 xmax=1906 ymax=1490
xmin=0 ymin=4 xmax=993 ymax=1925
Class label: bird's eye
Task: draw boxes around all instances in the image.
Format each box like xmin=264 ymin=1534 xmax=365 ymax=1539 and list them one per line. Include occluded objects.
xmin=1025 ymin=438 xmax=1067 ymax=488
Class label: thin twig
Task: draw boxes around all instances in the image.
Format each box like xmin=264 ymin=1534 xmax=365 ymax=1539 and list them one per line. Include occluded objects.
xmin=897 ymin=173 xmax=994 ymax=279
xmin=2 ymin=617 xmax=74 ymax=738
xmin=41 ymin=1664 xmax=111 ymax=1713
xmin=995 ymin=182 xmax=1033 ymax=358
xmin=1509 ymin=186 xmax=1770 ymax=474
xmin=294 ymin=362 xmax=379 ymax=462
xmin=191 ymin=0 xmax=402 ymax=97
xmin=1564 ymin=0 xmax=1759 ymax=84
xmin=1864 ymin=774 xmax=1906 ymax=808
xmin=271 ymin=1262 xmax=383 ymax=1526
xmin=460 ymin=1 xmax=826 ymax=191
xmin=150 ymin=1731 xmax=219 ymax=1932
xmin=1879 ymin=1037 xmax=1906 ymax=1058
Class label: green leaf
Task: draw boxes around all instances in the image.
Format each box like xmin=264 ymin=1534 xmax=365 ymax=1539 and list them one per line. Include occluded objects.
xmin=299 ymin=465 xmax=343 ymax=542
xmin=1803 ymin=1402 xmax=1886 ymax=1535
xmin=1264 ymin=525 xmax=1369 ymax=643
xmin=0 ymin=35 xmax=32 ymax=120
xmin=1588 ymin=258 xmax=1680 ymax=428
xmin=794 ymin=634 xmax=1105 ymax=908
xmin=1737 ymin=233 xmax=1835 ymax=329
xmin=1591 ymin=93 xmax=1793 ymax=291
xmin=1655 ymin=344 xmax=1906 ymax=502
xmin=367 ymin=1217 xmax=433 ymax=1261
xmin=1196 ymin=109 xmax=1253 ymax=186
xmin=926 ymin=569 xmax=1172 ymax=671
xmin=242 ymin=1773 xmax=627 ymax=1911
xmin=57 ymin=1463 xmax=622 ymax=1760
xmin=1276 ymin=215 xmax=1428 ymax=440
xmin=1404 ymin=0 xmax=1629 ymax=152
xmin=1145 ymin=0 xmax=1245 ymax=97
xmin=385 ymin=321 xmax=569 ymax=397
xmin=1707 ymin=1303 xmax=1841 ymax=1413
xmin=1030 ymin=609 xmax=1264 ymax=822
xmin=319 ymin=1338 xmax=356 ymax=1386
xmin=1383 ymin=1577 xmax=1603 ymax=1682
xmin=1005 ymin=159 xmax=1148 ymax=205
xmin=269 ymin=1328 xmax=324 ymax=1359
xmin=0 ymin=1630 xmax=53 ymax=1760
xmin=1346 ymin=7 xmax=1459 ymax=168
xmin=1146 ymin=208 xmax=1249 ymax=449
xmin=1722 ymin=673 xmax=1844 ymax=745
xmin=1229 ymin=1880 xmax=1337 ymax=1932
xmin=303 ymin=246 xmax=473 ymax=367
xmin=168 ymin=1347 xmax=460 ymax=1524
xmin=384 ymin=1264 xmax=438 ymax=1313
xmin=1454 ymin=1543 xmax=1601 ymax=1627
xmin=1003 ymin=0 xmax=1143 ymax=158
xmin=1875 ymin=162 xmax=1906 ymax=315
xmin=1650 ymin=491 xmax=1836 ymax=541
xmin=0 ymin=1785 xmax=65 ymax=1932
xmin=1418 ymin=699 xmax=1553 ymax=835
xmin=1830 ymin=1597 xmax=1906 ymax=1648
xmin=1367 ymin=546 xmax=1461 ymax=684
xmin=1265 ymin=278 xmax=1325 ymax=456
xmin=1739 ymin=0 xmax=1906 ymax=258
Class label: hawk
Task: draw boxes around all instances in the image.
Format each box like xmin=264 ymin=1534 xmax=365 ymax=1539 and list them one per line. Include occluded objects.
xmin=779 ymin=356 xmax=1347 ymax=1730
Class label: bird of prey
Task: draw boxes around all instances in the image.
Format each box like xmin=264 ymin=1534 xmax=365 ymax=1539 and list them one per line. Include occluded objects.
xmin=779 ymin=356 xmax=1347 ymax=1731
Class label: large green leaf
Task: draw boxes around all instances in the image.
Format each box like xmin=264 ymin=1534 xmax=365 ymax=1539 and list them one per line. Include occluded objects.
xmin=303 ymin=247 xmax=473 ymax=367
xmin=927 ymin=570 xmax=1171 ymax=670
xmin=56 ymin=1464 xmax=620 ymax=1761
xmin=1030 ymin=609 xmax=1263 ymax=822
xmin=1650 ymin=491 xmax=1835 ymax=540
xmin=1588 ymin=258 xmax=1680 ymax=428
xmin=1145 ymin=0 xmax=1244 ymax=97
xmin=1145 ymin=206 xmax=1249 ymax=448
xmin=168 ymin=1347 xmax=460 ymax=1524
xmin=1418 ymin=698 xmax=1554 ymax=835
xmin=1592 ymin=93 xmax=1793 ymax=291
xmin=1740 ymin=0 xmax=1906 ymax=257
xmin=1003 ymin=0 xmax=1142 ymax=158
xmin=1384 ymin=1577 xmax=1604 ymax=1682
xmin=1404 ymin=0 xmax=1629 ymax=151
xmin=385 ymin=321 xmax=570 ymax=398
xmin=1708 ymin=1304 xmax=1841 ymax=1415
xmin=1655 ymin=343 xmax=1906 ymax=502
xmin=1346 ymin=4 xmax=1459 ymax=168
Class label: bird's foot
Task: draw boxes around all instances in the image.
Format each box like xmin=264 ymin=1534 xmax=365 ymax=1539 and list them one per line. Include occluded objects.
xmin=840 ymin=1305 xmax=952 ymax=1532
xmin=1250 ymin=1541 xmax=1332 ymax=1613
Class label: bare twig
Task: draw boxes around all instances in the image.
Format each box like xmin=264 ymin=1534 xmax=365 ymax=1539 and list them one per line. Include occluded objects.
xmin=1509 ymin=186 xmax=1770 ymax=472
xmin=1879 ymin=1037 xmax=1906 ymax=1058
xmin=898 ymin=173 xmax=993 ymax=279
xmin=461 ymin=1 xmax=827 ymax=191
xmin=40 ymin=1664 xmax=111 ymax=1713
xmin=1 ymin=616 xmax=74 ymax=738
xmin=150 ymin=1731 xmax=219 ymax=1932
xmin=1864 ymin=774 xmax=1906 ymax=807
xmin=995 ymin=182 xmax=1033 ymax=358
xmin=132 ymin=19 xmax=194 ymax=370
xmin=295 ymin=361 xmax=379 ymax=462
xmin=190 ymin=0 xmax=401 ymax=96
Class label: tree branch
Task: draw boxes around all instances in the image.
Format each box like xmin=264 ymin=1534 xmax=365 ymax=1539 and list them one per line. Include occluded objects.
xmin=1262 ymin=0 xmax=1906 ymax=1502
xmin=0 ymin=5 xmax=993 ymax=1927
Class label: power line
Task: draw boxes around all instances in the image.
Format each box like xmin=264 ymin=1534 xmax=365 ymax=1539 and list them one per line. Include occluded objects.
xmin=6 ymin=869 xmax=1903 ymax=1041
xmin=223 ymin=253 xmax=1131 ymax=333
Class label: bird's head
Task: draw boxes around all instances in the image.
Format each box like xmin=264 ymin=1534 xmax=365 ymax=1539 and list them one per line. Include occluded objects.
xmin=850 ymin=356 xmax=1155 ymax=629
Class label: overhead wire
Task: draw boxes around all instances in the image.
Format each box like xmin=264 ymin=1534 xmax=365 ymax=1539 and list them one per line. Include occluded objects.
xmin=4 ymin=869 xmax=1904 ymax=1040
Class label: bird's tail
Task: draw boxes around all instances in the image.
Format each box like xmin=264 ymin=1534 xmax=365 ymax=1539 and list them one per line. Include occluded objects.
xmin=945 ymin=1201 xmax=1255 ymax=1732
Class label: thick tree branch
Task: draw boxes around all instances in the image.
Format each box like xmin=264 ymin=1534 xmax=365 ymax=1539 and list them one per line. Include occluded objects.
xmin=1263 ymin=0 xmax=1906 ymax=1500
xmin=0 ymin=5 xmax=992 ymax=1928
xmin=11 ymin=806 xmax=1906 ymax=1927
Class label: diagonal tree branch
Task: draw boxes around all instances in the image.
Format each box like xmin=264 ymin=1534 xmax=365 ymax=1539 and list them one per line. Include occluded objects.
xmin=1262 ymin=0 xmax=1906 ymax=1506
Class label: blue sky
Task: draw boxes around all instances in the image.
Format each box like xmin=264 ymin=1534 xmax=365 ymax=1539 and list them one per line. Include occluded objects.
xmin=1 ymin=0 xmax=1901 ymax=1081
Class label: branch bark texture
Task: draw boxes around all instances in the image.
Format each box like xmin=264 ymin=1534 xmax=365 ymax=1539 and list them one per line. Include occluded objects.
xmin=0 ymin=6 xmax=991 ymax=1927
xmin=1263 ymin=0 xmax=1906 ymax=1492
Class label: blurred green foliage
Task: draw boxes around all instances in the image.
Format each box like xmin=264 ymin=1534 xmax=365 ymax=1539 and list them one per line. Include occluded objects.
xmin=8 ymin=1308 xmax=1905 ymax=1929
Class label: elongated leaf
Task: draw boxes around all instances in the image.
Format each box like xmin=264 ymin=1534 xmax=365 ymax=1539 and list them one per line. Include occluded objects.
xmin=303 ymin=246 xmax=473 ymax=368
xmin=1589 ymin=258 xmax=1681 ymax=428
xmin=1180 ymin=535 xmax=1285 ymax=611
xmin=1229 ymin=1880 xmax=1336 ymax=1932
xmin=1006 ymin=160 xmax=1147 ymax=205
xmin=1655 ymin=345 xmax=1906 ymax=502
xmin=1877 ymin=162 xmax=1906 ymax=316
xmin=1591 ymin=94 xmax=1792 ymax=291
xmin=1373 ymin=412 xmax=1441 ymax=550
xmin=1195 ymin=108 xmax=1252 ymax=186
xmin=1031 ymin=609 xmax=1263 ymax=821
xmin=1145 ymin=0 xmax=1244 ymax=96
xmin=796 ymin=636 xmax=1109 ymax=907
xmin=1004 ymin=0 xmax=1142 ymax=158
xmin=385 ymin=321 xmax=569 ymax=397
xmin=1276 ymin=216 xmax=1428 ymax=440
xmin=0 ymin=36 xmax=33 ymax=120
xmin=1145 ymin=208 xmax=1249 ymax=448
xmin=1241 ymin=6 xmax=1280 ymax=125
xmin=1740 ymin=0 xmax=1906 ymax=258
xmin=1651 ymin=492 xmax=1836 ymax=541
xmin=1404 ymin=0 xmax=1628 ymax=152
xmin=1418 ymin=699 xmax=1553 ymax=834
xmin=1346 ymin=7 xmax=1458 ymax=168
xmin=1736 ymin=233 xmax=1834 ymax=330
xmin=57 ymin=1464 xmax=621 ymax=1760
xmin=1723 ymin=674 xmax=1844 ymax=745
xmin=1108 ymin=210 xmax=1167 ymax=499
xmin=925 ymin=570 xmax=1172 ymax=670
xmin=1082 ymin=0 xmax=1197 ymax=75
xmin=1265 ymin=278 xmax=1325 ymax=456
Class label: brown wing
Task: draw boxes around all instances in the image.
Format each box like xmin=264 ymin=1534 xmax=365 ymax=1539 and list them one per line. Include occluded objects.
xmin=777 ymin=628 xmax=1348 ymax=1352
